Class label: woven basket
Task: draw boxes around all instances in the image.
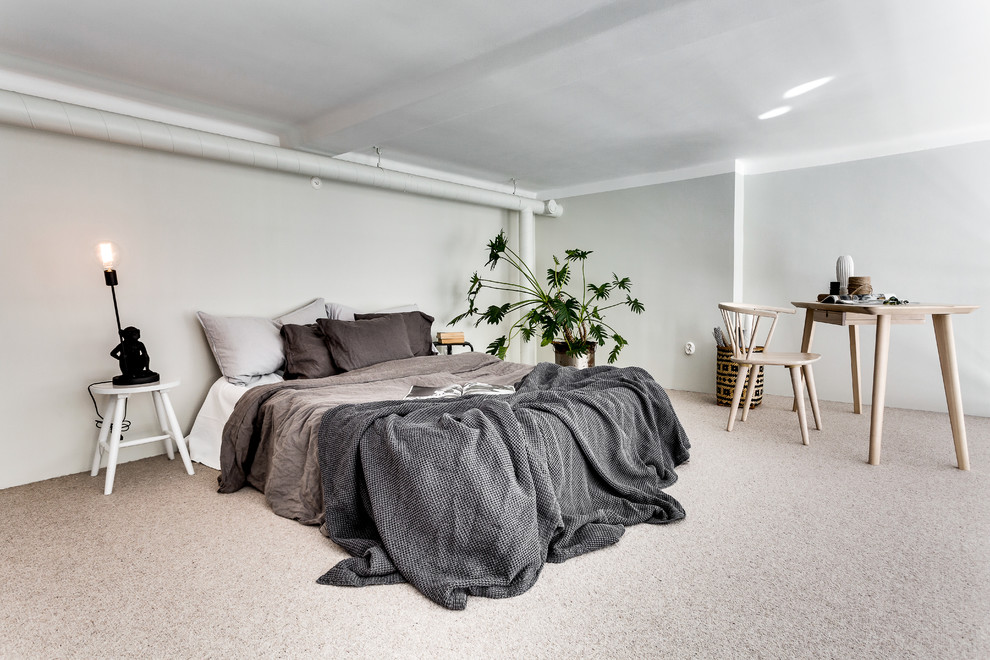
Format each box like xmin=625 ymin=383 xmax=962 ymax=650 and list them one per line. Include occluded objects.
xmin=716 ymin=345 xmax=764 ymax=408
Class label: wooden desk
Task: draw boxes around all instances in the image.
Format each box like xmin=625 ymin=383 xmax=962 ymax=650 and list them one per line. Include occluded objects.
xmin=791 ymin=301 xmax=978 ymax=470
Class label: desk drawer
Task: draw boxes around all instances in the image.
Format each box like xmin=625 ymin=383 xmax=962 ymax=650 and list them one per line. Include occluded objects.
xmin=813 ymin=309 xmax=925 ymax=326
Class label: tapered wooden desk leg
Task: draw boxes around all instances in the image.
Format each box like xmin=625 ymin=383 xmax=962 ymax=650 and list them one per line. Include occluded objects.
xmin=794 ymin=309 xmax=817 ymax=412
xmin=849 ymin=325 xmax=862 ymax=414
xmin=868 ymin=315 xmax=891 ymax=465
xmin=933 ymin=314 xmax=970 ymax=470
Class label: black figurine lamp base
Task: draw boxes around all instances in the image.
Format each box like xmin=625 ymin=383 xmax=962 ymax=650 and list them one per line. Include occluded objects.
xmin=112 ymin=372 xmax=160 ymax=386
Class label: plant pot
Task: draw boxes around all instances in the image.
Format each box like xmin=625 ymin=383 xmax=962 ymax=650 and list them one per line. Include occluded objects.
xmin=553 ymin=341 xmax=596 ymax=368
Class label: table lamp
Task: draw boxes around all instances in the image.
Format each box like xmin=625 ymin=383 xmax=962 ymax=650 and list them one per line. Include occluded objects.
xmin=97 ymin=242 xmax=159 ymax=385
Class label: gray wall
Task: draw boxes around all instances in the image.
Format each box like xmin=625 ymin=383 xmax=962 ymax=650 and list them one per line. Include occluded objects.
xmin=0 ymin=125 xmax=517 ymax=489
xmin=744 ymin=141 xmax=990 ymax=416
xmin=538 ymin=174 xmax=736 ymax=390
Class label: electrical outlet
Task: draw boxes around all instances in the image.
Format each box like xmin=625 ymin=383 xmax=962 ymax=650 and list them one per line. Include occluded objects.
xmin=684 ymin=341 xmax=696 ymax=355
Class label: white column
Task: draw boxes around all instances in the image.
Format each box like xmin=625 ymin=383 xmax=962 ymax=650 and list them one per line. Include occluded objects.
xmin=519 ymin=208 xmax=538 ymax=364
xmin=733 ymin=164 xmax=745 ymax=302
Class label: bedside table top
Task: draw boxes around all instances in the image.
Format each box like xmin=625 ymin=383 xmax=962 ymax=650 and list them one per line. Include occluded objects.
xmin=90 ymin=379 xmax=179 ymax=396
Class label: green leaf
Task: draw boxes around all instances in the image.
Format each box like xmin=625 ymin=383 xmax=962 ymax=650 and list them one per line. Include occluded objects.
xmin=547 ymin=263 xmax=570 ymax=288
xmin=485 ymin=231 xmax=508 ymax=269
xmin=540 ymin=325 xmax=556 ymax=346
xmin=551 ymin=297 xmax=580 ymax=328
xmin=481 ymin=303 xmax=512 ymax=325
xmin=612 ymin=274 xmax=632 ymax=291
xmin=587 ymin=282 xmax=612 ymax=300
xmin=626 ymin=295 xmax=645 ymax=314
xmin=486 ymin=336 xmax=507 ymax=358
xmin=564 ymin=248 xmax=592 ymax=261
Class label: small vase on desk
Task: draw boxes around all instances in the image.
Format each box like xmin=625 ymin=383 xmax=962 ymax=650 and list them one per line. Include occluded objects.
xmin=836 ymin=255 xmax=854 ymax=295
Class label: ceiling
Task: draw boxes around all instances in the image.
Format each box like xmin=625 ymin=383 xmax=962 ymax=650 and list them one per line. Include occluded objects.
xmin=1 ymin=0 xmax=988 ymax=198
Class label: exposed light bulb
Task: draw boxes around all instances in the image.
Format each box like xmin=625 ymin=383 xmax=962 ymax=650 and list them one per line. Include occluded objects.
xmin=97 ymin=241 xmax=120 ymax=270
xmin=783 ymin=76 xmax=835 ymax=99
xmin=758 ymin=106 xmax=792 ymax=120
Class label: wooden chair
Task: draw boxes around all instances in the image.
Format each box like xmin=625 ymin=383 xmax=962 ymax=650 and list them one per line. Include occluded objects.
xmin=718 ymin=303 xmax=823 ymax=445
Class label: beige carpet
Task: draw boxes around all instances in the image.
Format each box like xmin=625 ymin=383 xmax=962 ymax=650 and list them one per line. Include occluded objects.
xmin=1 ymin=391 xmax=987 ymax=659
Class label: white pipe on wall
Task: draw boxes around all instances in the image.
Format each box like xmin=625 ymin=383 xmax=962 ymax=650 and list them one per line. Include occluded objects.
xmin=518 ymin=208 xmax=538 ymax=364
xmin=0 ymin=89 xmax=564 ymax=217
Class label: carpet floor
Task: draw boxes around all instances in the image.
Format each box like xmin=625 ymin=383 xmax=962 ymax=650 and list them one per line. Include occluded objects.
xmin=1 ymin=390 xmax=987 ymax=659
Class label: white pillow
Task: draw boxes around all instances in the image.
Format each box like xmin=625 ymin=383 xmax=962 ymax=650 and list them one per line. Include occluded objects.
xmin=276 ymin=298 xmax=327 ymax=326
xmin=326 ymin=302 xmax=358 ymax=321
xmin=326 ymin=302 xmax=420 ymax=321
xmin=197 ymin=298 xmax=326 ymax=385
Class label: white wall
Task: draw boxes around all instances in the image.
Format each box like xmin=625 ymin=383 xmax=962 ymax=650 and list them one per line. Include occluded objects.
xmin=537 ymin=174 xmax=736 ymax=391
xmin=744 ymin=141 xmax=990 ymax=416
xmin=3 ymin=121 xmax=986 ymax=491
xmin=0 ymin=124 xmax=517 ymax=489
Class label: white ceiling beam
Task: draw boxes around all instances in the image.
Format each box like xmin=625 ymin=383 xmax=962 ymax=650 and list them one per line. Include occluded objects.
xmin=292 ymin=0 xmax=679 ymax=154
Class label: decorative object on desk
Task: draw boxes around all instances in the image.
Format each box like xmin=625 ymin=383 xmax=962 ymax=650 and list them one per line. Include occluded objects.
xmin=716 ymin=344 xmax=764 ymax=408
xmin=96 ymin=241 xmax=159 ymax=385
xmin=883 ymin=296 xmax=910 ymax=305
xmin=829 ymin=281 xmax=840 ymax=295
xmin=848 ymin=276 xmax=872 ymax=296
xmin=451 ymin=230 xmax=644 ymax=365
xmin=820 ymin=294 xmax=888 ymax=304
xmin=836 ymin=255 xmax=854 ymax=295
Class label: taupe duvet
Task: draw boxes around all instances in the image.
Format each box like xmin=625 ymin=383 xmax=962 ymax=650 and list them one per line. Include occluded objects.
xmin=218 ymin=352 xmax=535 ymax=524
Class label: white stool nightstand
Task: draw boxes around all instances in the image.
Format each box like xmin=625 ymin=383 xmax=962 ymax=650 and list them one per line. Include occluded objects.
xmin=90 ymin=379 xmax=194 ymax=494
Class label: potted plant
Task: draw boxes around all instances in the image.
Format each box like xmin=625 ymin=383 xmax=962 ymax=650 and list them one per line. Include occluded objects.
xmin=450 ymin=230 xmax=644 ymax=365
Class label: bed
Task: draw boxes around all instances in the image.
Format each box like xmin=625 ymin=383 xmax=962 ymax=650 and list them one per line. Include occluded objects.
xmin=191 ymin=299 xmax=691 ymax=609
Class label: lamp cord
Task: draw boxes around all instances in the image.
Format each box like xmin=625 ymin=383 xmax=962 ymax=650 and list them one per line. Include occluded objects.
xmin=87 ymin=381 xmax=131 ymax=433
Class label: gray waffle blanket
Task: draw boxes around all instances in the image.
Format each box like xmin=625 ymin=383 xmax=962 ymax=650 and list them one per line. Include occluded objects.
xmin=316 ymin=362 xmax=690 ymax=610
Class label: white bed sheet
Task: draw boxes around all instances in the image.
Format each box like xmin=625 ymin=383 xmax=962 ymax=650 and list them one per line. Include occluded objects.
xmin=187 ymin=374 xmax=282 ymax=469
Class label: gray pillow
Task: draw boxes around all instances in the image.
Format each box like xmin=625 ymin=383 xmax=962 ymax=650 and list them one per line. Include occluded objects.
xmin=197 ymin=298 xmax=327 ymax=385
xmin=317 ymin=315 xmax=414 ymax=372
xmin=281 ymin=323 xmax=338 ymax=380
xmin=355 ymin=311 xmax=435 ymax=357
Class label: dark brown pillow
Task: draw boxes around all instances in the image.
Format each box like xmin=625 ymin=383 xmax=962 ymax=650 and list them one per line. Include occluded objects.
xmin=280 ymin=323 xmax=337 ymax=380
xmin=316 ymin=315 xmax=415 ymax=372
xmin=354 ymin=311 xmax=435 ymax=357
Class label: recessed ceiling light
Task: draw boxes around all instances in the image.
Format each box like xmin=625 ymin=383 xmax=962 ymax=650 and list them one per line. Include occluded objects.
xmin=758 ymin=106 xmax=791 ymax=120
xmin=783 ymin=76 xmax=835 ymax=99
